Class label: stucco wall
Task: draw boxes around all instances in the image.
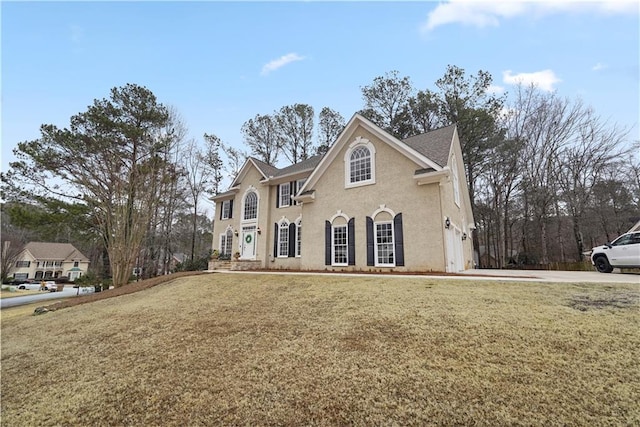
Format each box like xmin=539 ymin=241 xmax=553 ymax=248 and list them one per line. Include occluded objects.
xmin=438 ymin=134 xmax=475 ymax=270
xmin=299 ymin=124 xmax=448 ymax=272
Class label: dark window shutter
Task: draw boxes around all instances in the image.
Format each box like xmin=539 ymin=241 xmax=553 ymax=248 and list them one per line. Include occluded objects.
xmin=274 ymin=223 xmax=278 ymax=257
xmin=276 ymin=185 xmax=280 ymax=208
xmin=219 ymin=202 xmax=223 ymax=220
xmin=289 ymin=181 xmax=295 ymax=206
xmin=348 ymin=217 xmax=355 ymax=266
xmin=325 ymin=221 xmax=331 ymax=265
xmin=394 ymin=213 xmax=404 ymax=266
xmin=229 ymin=199 xmax=233 ymax=218
xmin=288 ymin=222 xmax=296 ymax=257
xmin=366 ymin=216 xmax=374 ymax=266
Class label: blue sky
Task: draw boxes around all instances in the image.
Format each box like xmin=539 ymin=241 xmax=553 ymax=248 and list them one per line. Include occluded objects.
xmin=2 ymin=0 xmax=639 ymax=178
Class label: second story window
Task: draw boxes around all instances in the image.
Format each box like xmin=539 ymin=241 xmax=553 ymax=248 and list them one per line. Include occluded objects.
xmin=350 ymin=146 xmax=371 ymax=183
xmin=344 ymin=137 xmax=376 ymax=188
xmin=279 ymin=184 xmax=290 ymax=208
xmin=243 ymin=191 xmax=258 ymax=221
xmin=221 ymin=200 xmax=233 ymax=220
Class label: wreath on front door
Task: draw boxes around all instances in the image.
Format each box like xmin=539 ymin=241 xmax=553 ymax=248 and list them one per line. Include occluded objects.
xmin=245 ymin=234 xmax=252 ymax=244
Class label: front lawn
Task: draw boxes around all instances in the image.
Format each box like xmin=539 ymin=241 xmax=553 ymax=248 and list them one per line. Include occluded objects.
xmin=1 ymin=273 xmax=638 ymax=425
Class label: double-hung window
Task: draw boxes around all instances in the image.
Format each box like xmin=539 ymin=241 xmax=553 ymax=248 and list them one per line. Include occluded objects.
xmin=221 ymin=200 xmax=231 ymax=219
xmin=279 ymin=184 xmax=290 ymax=208
xmin=332 ymin=225 xmax=348 ymax=265
xmin=375 ymin=222 xmax=395 ymax=266
xmin=296 ymin=220 xmax=302 ymax=257
xmin=278 ymin=222 xmax=289 ymax=257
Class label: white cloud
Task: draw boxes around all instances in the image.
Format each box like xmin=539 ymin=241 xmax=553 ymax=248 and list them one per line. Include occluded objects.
xmin=503 ymin=69 xmax=561 ymax=92
xmin=592 ymin=62 xmax=608 ymax=71
xmin=260 ymin=53 xmax=305 ymax=75
xmin=421 ymin=0 xmax=638 ymax=32
xmin=487 ymin=84 xmax=505 ymax=94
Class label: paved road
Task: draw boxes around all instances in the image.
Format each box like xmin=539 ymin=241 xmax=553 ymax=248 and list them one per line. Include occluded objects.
xmin=1 ymin=287 xmax=95 ymax=309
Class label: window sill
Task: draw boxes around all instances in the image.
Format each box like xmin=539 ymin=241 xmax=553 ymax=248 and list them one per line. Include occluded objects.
xmin=345 ymin=179 xmax=375 ymax=189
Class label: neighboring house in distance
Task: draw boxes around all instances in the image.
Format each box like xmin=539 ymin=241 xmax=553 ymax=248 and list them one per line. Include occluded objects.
xmin=211 ymin=113 xmax=475 ymax=273
xmin=10 ymin=242 xmax=90 ymax=281
xmin=169 ymin=253 xmax=188 ymax=272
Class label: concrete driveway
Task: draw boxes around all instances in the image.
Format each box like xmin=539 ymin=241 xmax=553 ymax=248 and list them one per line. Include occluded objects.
xmin=460 ymin=269 xmax=640 ymax=284
xmin=214 ymin=268 xmax=639 ymax=284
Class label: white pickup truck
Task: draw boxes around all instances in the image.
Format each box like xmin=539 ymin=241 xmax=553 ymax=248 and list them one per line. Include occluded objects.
xmin=590 ymin=231 xmax=640 ymax=273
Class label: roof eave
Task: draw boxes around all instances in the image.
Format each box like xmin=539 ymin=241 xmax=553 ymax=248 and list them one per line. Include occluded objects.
xmin=293 ymin=190 xmax=315 ymax=203
xmin=413 ymin=168 xmax=450 ymax=185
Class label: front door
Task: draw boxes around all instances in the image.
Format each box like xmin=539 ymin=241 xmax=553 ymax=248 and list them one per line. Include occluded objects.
xmin=241 ymin=226 xmax=257 ymax=259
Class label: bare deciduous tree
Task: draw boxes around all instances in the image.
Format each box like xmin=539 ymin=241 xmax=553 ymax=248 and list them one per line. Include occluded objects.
xmin=241 ymin=114 xmax=281 ymax=166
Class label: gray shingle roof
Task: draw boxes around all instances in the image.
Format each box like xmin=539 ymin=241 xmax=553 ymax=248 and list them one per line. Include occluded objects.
xmin=249 ymin=155 xmax=322 ymax=179
xmin=402 ymin=124 xmax=455 ymax=168
xmin=250 ymin=158 xmax=279 ymax=178
xmin=25 ymin=242 xmax=89 ymax=261
xmin=212 ymin=189 xmax=236 ymax=201
xmin=272 ymin=155 xmax=322 ymax=177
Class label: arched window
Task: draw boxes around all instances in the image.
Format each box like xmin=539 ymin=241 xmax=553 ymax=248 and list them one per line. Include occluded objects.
xmin=366 ymin=207 xmax=404 ymax=268
xmin=243 ymin=191 xmax=258 ymax=220
xmin=344 ymin=137 xmax=376 ymax=188
xmin=220 ymin=227 xmax=233 ymax=256
xmin=296 ymin=218 xmax=302 ymax=257
xmin=350 ymin=146 xmax=371 ymax=183
xmin=277 ymin=220 xmax=290 ymax=258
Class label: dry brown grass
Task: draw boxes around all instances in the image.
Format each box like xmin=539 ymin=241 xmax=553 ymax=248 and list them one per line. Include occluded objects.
xmin=1 ymin=273 xmax=638 ymax=426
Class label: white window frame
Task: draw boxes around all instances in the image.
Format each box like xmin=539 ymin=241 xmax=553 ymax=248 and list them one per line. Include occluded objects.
xmin=344 ymin=137 xmax=376 ymax=189
xmin=242 ymin=189 xmax=259 ymax=221
xmin=277 ymin=220 xmax=290 ymax=258
xmin=374 ymin=220 xmax=395 ymax=267
xmin=219 ymin=227 xmax=233 ymax=256
xmin=221 ymin=200 xmax=231 ymax=220
xmin=451 ymin=155 xmax=460 ymax=207
xmin=279 ymin=184 xmax=290 ymax=208
xmin=295 ymin=218 xmax=302 ymax=257
xmin=332 ymin=224 xmax=348 ymax=266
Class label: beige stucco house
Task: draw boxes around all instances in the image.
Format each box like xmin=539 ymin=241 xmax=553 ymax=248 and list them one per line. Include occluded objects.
xmin=210 ymin=114 xmax=475 ymax=273
xmin=11 ymin=242 xmax=90 ymax=281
